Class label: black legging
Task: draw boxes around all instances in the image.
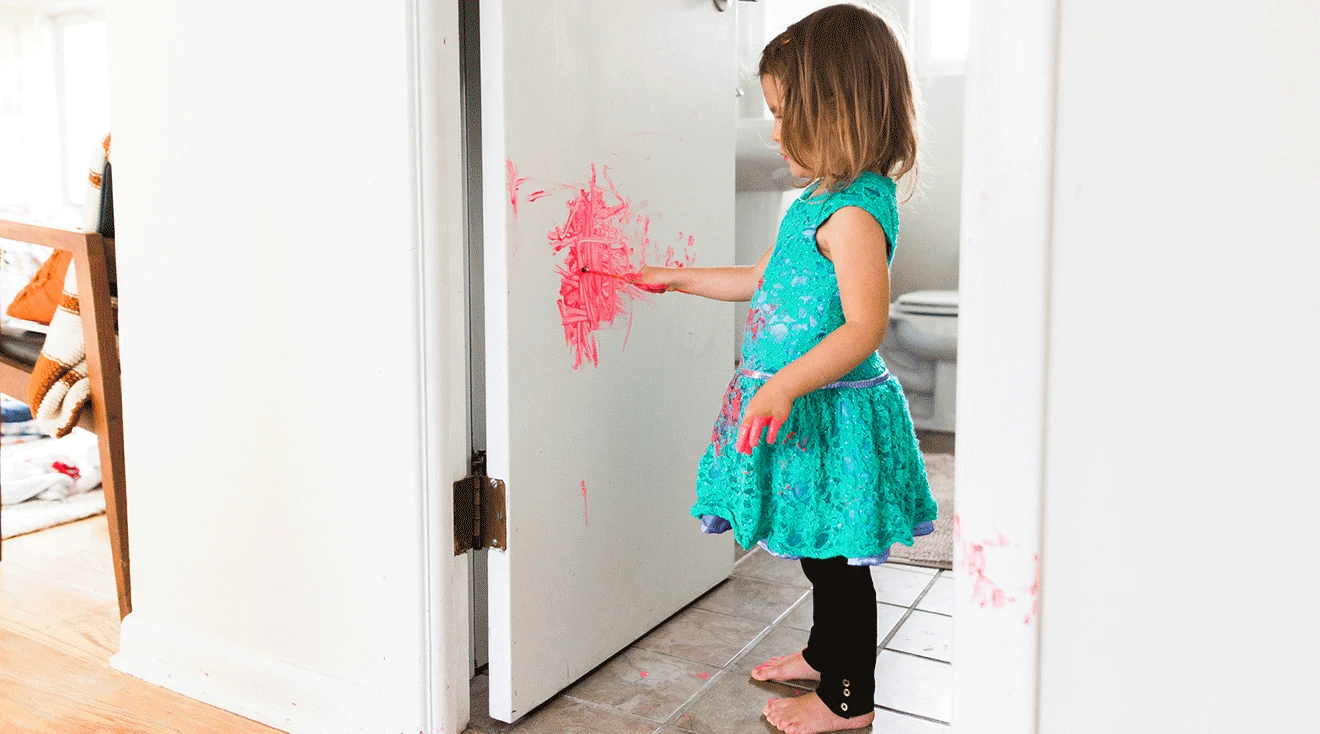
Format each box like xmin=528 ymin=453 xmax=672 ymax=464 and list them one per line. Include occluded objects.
xmin=799 ymin=556 xmax=877 ymax=718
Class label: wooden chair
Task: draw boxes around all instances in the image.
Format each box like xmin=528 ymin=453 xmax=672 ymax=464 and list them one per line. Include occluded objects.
xmin=0 ymin=220 xmax=130 ymax=619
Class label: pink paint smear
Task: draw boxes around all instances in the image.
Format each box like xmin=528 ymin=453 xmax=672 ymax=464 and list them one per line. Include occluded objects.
xmin=665 ymin=233 xmax=697 ymax=268
xmin=506 ymin=160 xmax=529 ymax=218
xmin=710 ymin=378 xmax=744 ymax=456
xmin=549 ymin=164 xmax=672 ymax=369
xmin=581 ymin=480 xmax=589 ymax=526
xmin=954 ymin=513 xmax=1041 ymax=625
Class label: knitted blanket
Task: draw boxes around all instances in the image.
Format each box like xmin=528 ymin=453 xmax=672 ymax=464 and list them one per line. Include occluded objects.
xmin=25 ymin=135 xmax=112 ymax=438
xmin=28 ymin=262 xmax=90 ymax=438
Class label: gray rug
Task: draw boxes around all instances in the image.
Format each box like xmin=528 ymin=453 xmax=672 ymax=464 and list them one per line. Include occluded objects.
xmin=1 ymin=488 xmax=105 ymax=539
xmin=888 ymin=453 xmax=954 ymax=570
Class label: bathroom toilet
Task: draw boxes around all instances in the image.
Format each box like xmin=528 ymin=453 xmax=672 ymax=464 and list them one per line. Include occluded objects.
xmin=880 ymin=290 xmax=959 ymax=433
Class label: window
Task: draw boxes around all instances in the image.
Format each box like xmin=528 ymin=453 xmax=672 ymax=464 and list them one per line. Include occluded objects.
xmin=928 ymin=0 xmax=970 ymax=62
xmin=54 ymin=15 xmax=109 ymax=207
xmin=916 ymin=0 xmax=971 ymax=77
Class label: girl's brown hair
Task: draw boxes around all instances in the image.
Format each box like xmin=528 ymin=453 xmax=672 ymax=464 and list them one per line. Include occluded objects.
xmin=759 ymin=3 xmax=919 ymax=196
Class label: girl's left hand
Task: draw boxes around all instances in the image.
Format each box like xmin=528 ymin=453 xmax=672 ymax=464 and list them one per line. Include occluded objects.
xmin=736 ymin=379 xmax=795 ymax=455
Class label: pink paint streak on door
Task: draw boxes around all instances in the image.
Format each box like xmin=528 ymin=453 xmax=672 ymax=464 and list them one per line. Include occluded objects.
xmin=506 ymin=159 xmax=530 ymax=218
xmin=548 ymin=164 xmax=660 ymax=369
xmin=581 ymin=480 xmax=589 ymax=526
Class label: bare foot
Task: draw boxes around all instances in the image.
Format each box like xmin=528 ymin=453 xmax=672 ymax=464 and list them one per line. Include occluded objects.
xmin=762 ymin=692 xmax=874 ymax=734
xmin=750 ymin=649 xmax=821 ymax=683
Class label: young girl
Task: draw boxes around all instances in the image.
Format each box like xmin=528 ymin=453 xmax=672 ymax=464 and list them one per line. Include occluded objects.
xmin=635 ymin=5 xmax=938 ymax=733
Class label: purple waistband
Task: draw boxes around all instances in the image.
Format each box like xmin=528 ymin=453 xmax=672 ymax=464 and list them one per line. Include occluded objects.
xmin=737 ymin=367 xmax=892 ymax=390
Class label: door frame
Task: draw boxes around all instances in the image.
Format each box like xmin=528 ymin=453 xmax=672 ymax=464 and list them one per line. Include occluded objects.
xmin=408 ymin=0 xmax=474 ymax=732
xmin=414 ymin=0 xmax=1064 ymax=732
xmin=951 ymin=0 xmax=1060 ymax=730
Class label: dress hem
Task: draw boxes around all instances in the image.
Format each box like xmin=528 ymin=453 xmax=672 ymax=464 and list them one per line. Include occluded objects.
xmin=692 ymin=506 xmax=937 ymax=567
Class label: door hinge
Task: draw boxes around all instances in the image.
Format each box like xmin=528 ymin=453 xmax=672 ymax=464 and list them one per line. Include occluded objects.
xmin=454 ymin=450 xmax=507 ymax=555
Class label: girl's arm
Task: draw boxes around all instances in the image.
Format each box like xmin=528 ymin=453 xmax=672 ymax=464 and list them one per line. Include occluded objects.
xmin=735 ymin=206 xmax=891 ymax=453
xmin=634 ymin=246 xmax=773 ymax=302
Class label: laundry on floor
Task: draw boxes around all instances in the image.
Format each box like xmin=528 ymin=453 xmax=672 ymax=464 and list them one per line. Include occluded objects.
xmin=1 ymin=394 xmax=105 ymax=538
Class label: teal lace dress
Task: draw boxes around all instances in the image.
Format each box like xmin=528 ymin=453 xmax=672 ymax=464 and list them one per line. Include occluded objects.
xmin=691 ymin=172 xmax=939 ymax=565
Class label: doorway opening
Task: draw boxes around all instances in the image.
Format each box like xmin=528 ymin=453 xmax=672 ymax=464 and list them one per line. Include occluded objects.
xmin=451 ymin=1 xmax=1046 ymax=731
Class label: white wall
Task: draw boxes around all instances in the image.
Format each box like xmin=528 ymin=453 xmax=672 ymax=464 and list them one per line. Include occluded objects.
xmin=1037 ymin=0 xmax=1318 ymax=730
xmin=956 ymin=0 xmax=1318 ymax=730
xmin=104 ymin=2 xmax=470 ymax=733
xmin=892 ymin=72 xmax=963 ymax=298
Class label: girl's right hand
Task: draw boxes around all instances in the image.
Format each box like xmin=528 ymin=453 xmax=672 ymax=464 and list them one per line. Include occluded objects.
xmin=626 ymin=252 xmax=769 ymax=303
xmin=628 ymin=266 xmax=674 ymax=293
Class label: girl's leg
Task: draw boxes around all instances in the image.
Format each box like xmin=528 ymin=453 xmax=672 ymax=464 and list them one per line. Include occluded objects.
xmin=799 ymin=557 xmax=834 ymax=675
xmin=800 ymin=556 xmax=877 ymax=717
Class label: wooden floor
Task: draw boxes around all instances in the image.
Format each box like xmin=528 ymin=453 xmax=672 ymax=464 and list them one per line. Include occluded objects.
xmin=0 ymin=516 xmax=278 ymax=733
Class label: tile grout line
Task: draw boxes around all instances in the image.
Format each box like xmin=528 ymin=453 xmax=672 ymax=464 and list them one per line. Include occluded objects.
xmin=885 ymin=647 xmax=953 ymax=666
xmin=552 ymin=643 xmax=730 ymax=730
xmin=731 ymin=545 xmax=761 ymax=570
xmin=862 ymin=572 xmax=950 ymax=725
xmin=554 ymin=691 xmax=677 ymax=729
xmin=875 ymin=701 xmax=951 ymax=726
xmin=879 ymin=571 xmax=943 ymax=652
xmin=884 ymin=562 xmax=943 ymax=577
xmin=914 ymin=608 xmax=953 ymax=619
xmin=658 ymin=587 xmax=813 ymax=729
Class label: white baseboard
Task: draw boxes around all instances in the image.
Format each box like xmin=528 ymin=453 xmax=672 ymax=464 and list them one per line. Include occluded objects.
xmin=110 ymin=613 xmax=384 ymax=734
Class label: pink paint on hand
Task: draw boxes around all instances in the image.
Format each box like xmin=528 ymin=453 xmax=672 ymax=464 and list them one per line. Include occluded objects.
xmin=638 ymin=671 xmax=648 ymax=678
xmin=506 ymin=160 xmax=529 ymax=218
xmin=528 ymin=190 xmax=550 ymax=202
xmin=548 ymin=165 xmax=662 ymax=369
xmin=603 ymin=269 xmax=667 ymax=294
xmin=696 ymin=672 xmax=711 ymax=680
xmin=632 ymin=281 xmax=668 ymax=294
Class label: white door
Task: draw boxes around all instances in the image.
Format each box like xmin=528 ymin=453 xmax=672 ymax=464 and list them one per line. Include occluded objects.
xmin=479 ymin=0 xmax=737 ymax=722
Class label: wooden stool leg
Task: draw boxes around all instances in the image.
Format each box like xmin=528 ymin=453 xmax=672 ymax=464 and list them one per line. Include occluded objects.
xmin=76 ymin=234 xmax=131 ymax=618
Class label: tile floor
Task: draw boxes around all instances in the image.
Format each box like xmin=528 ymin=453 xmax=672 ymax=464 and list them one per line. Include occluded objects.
xmin=464 ymin=547 xmax=952 ymax=733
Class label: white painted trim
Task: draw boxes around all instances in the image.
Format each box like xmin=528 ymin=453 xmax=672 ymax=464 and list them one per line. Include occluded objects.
xmin=952 ymin=0 xmax=1059 ymax=730
xmin=111 ymin=614 xmax=381 ymax=734
xmin=476 ymin=0 xmax=513 ymax=721
xmin=408 ymin=0 xmax=474 ymax=732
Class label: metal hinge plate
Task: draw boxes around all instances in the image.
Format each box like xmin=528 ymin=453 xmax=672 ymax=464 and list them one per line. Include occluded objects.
xmin=454 ymin=451 xmax=507 ymax=554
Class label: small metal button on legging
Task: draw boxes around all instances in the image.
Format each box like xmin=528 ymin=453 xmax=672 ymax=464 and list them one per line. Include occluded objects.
xmin=799 ymin=556 xmax=878 ymax=717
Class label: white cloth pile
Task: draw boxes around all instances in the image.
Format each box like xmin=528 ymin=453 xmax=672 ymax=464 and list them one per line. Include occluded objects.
xmin=0 ymin=428 xmax=102 ymax=505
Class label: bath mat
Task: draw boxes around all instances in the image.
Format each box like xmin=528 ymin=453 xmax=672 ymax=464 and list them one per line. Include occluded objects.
xmin=1 ymin=488 xmax=105 ymax=539
xmin=888 ymin=453 xmax=954 ymax=570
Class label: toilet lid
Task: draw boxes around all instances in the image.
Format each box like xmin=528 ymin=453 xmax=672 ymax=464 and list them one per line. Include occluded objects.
xmin=895 ymin=290 xmax=958 ymax=316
